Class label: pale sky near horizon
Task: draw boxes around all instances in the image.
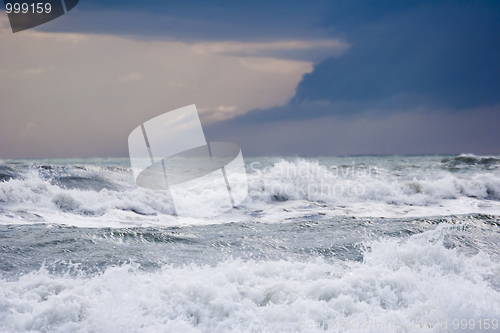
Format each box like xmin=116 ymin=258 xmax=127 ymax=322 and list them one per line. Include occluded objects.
xmin=1 ymin=1 xmax=499 ymax=158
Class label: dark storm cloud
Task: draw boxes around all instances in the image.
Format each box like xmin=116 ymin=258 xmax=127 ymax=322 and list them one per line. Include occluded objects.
xmin=294 ymin=2 xmax=500 ymax=110
xmin=214 ymin=1 xmax=500 ymax=127
xmin=198 ymin=1 xmax=500 ymax=156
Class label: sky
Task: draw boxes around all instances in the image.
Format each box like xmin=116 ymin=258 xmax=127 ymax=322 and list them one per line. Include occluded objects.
xmin=0 ymin=0 xmax=499 ymax=158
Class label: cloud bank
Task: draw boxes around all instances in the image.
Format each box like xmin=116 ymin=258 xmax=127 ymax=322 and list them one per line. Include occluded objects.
xmin=1 ymin=1 xmax=499 ymax=157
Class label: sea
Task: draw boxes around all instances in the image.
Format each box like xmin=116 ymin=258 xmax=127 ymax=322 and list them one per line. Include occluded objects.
xmin=0 ymin=155 xmax=499 ymax=332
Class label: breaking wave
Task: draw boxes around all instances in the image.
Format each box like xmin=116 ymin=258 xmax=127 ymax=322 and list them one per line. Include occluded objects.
xmin=0 ymin=225 xmax=498 ymax=332
xmin=1 ymin=155 xmax=500 ymax=224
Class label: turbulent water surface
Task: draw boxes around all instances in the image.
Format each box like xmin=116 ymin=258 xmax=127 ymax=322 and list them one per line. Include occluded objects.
xmin=0 ymin=155 xmax=499 ymax=332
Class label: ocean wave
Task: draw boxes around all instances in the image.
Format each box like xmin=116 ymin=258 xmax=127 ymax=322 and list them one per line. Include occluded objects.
xmin=441 ymin=154 xmax=500 ymax=169
xmin=0 ymin=176 xmax=175 ymax=217
xmin=0 ymin=158 xmax=500 ymax=222
xmin=0 ymin=164 xmax=19 ymax=183
xmin=246 ymin=159 xmax=500 ymax=205
xmin=0 ymin=225 xmax=498 ymax=332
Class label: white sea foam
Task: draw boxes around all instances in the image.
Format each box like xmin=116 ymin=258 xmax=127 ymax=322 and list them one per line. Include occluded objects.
xmin=1 ymin=157 xmax=500 ymax=227
xmin=0 ymin=225 xmax=498 ymax=332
